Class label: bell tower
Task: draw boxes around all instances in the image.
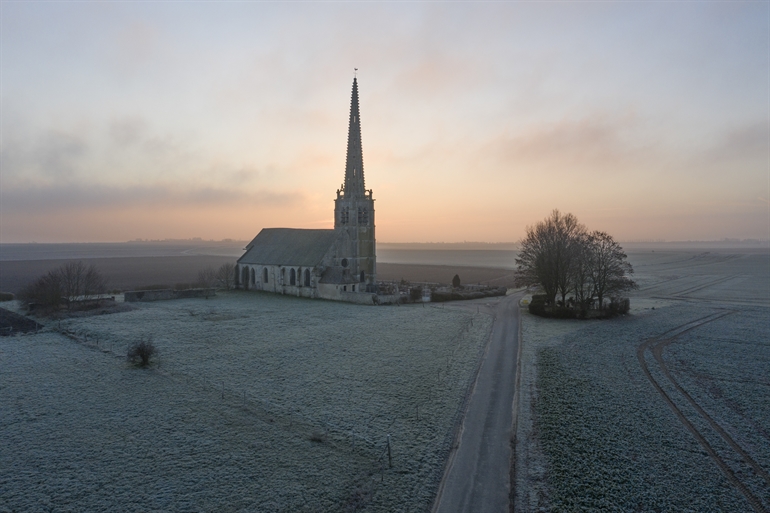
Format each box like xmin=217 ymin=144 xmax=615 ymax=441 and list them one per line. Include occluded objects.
xmin=334 ymin=76 xmax=376 ymax=291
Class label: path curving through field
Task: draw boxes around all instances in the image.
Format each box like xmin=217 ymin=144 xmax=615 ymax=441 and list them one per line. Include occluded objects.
xmin=638 ymin=312 xmax=769 ymax=513
xmin=433 ymin=292 xmax=522 ymax=513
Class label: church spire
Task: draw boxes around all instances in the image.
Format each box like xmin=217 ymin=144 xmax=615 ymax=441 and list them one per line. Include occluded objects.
xmin=343 ymin=76 xmax=365 ymax=197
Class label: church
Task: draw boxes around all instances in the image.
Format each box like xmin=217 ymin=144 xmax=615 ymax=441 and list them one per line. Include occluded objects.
xmin=235 ymin=77 xmax=377 ymax=304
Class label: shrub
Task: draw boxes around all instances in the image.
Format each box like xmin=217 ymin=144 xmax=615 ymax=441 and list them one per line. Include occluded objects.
xmin=529 ymin=294 xmax=547 ymax=316
xmin=309 ymin=431 xmax=326 ymax=443
xmin=0 ymin=292 xmax=14 ymax=302
xmin=127 ymin=337 xmax=157 ymax=366
xmin=608 ymin=297 xmax=630 ymax=315
xmin=452 ymin=274 xmax=461 ymax=288
xmin=409 ymin=286 xmax=423 ymax=302
xmin=197 ymin=266 xmax=217 ymax=288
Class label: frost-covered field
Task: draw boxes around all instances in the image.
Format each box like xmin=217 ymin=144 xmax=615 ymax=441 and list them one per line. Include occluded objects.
xmin=516 ymin=247 xmax=770 ymax=511
xmin=1 ymin=292 xmax=492 ymax=512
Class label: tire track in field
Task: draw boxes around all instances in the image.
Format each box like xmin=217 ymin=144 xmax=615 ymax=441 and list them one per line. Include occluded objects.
xmin=646 ymin=253 xmax=742 ymax=274
xmin=637 ymin=312 xmax=769 ymax=513
xmin=638 ymin=274 xmax=735 ymax=296
xmin=651 ymin=339 xmax=770 ymax=487
xmin=669 ymin=274 xmax=738 ymax=298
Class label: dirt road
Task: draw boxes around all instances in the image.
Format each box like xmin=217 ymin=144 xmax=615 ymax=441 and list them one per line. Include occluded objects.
xmin=434 ymin=293 xmax=521 ymax=513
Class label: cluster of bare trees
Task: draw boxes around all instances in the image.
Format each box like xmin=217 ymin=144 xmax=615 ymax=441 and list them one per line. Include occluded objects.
xmin=197 ymin=263 xmax=235 ymax=290
xmin=20 ymin=261 xmax=107 ymax=309
xmin=515 ymin=210 xmax=637 ymax=313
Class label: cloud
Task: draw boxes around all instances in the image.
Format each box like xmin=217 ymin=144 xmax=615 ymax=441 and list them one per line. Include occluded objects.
xmin=1 ymin=129 xmax=90 ymax=182
xmin=109 ymin=116 xmax=147 ymax=146
xmin=704 ymin=121 xmax=768 ymax=164
xmin=0 ymin=182 xmax=298 ymax=215
xmin=474 ymin=113 xmax=645 ymax=175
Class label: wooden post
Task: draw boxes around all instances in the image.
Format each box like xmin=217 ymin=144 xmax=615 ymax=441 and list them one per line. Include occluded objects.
xmin=387 ymin=434 xmax=392 ymax=469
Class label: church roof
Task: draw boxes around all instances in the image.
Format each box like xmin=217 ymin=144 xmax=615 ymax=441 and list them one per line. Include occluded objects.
xmin=238 ymin=228 xmax=337 ymax=267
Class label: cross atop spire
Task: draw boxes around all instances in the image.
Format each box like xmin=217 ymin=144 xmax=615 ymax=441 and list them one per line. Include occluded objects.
xmin=343 ymin=76 xmax=365 ymax=197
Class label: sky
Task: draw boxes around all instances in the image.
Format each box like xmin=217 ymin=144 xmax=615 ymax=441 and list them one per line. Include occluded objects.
xmin=1 ymin=1 xmax=768 ymax=243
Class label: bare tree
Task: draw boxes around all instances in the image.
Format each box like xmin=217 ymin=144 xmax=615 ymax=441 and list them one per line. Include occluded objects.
xmin=19 ymin=261 xmax=106 ymax=310
xmin=83 ymin=263 xmax=107 ymax=299
xmin=217 ymin=263 xmax=236 ymax=290
xmin=516 ymin=211 xmax=636 ymax=317
xmin=197 ymin=266 xmax=217 ymax=288
xmin=515 ymin=209 xmax=586 ymax=306
xmin=570 ymin=232 xmax=595 ymax=313
xmin=19 ymin=269 xmax=63 ymax=308
xmin=59 ymin=261 xmax=106 ymax=305
xmin=587 ymin=231 xmax=637 ymax=309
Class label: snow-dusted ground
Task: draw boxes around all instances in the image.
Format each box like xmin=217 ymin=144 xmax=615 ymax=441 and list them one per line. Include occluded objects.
xmin=1 ymin=292 xmax=492 ymax=512
xmin=515 ymin=247 xmax=770 ymax=511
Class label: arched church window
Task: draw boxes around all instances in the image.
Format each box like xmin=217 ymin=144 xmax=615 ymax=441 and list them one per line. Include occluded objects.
xmin=281 ymin=268 xmax=285 ymax=284
xmin=242 ymin=266 xmax=250 ymax=290
xmin=290 ymin=268 xmax=296 ymax=286
xmin=304 ymin=269 xmax=311 ymax=287
xmin=251 ymin=268 xmax=255 ymax=285
xmin=360 ymin=271 xmax=365 ymax=283
xmin=263 ymin=268 xmax=268 ymax=283
xmin=362 ymin=208 xmax=369 ymax=224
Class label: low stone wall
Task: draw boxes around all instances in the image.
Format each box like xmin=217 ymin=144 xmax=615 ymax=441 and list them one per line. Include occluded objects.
xmin=430 ymin=287 xmax=508 ymax=303
xmin=124 ymin=288 xmax=217 ymax=302
xmin=374 ymin=294 xmax=400 ymax=305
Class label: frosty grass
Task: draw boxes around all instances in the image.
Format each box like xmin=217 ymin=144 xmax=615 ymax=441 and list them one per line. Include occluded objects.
xmin=1 ymin=292 xmax=492 ymax=512
xmin=520 ymin=303 xmax=769 ymax=512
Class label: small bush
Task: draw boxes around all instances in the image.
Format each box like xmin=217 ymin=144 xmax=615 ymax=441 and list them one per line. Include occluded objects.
xmin=0 ymin=292 xmax=14 ymax=302
xmin=309 ymin=431 xmax=326 ymax=443
xmin=609 ymin=297 xmax=630 ymax=315
xmin=529 ymin=294 xmax=547 ymax=316
xmin=197 ymin=266 xmax=217 ymax=288
xmin=452 ymin=274 xmax=461 ymax=288
xmin=127 ymin=337 xmax=157 ymax=366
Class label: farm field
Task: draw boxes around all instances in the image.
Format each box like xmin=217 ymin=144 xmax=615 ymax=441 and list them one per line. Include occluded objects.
xmin=515 ymin=246 xmax=770 ymax=511
xmin=1 ymin=292 xmax=492 ymax=512
xmin=0 ymin=252 xmax=516 ymax=296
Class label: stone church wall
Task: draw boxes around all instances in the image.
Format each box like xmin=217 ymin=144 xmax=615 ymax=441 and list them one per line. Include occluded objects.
xmin=237 ymin=264 xmax=318 ymax=299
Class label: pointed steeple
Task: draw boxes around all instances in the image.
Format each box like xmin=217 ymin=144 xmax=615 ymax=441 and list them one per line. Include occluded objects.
xmin=343 ymin=77 xmax=365 ymax=197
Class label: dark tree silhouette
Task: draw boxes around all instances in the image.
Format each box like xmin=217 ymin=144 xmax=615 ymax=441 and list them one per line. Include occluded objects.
xmin=586 ymin=231 xmax=637 ymax=309
xmin=452 ymin=274 xmax=461 ymax=288
xmin=19 ymin=261 xmax=106 ymax=310
xmin=217 ymin=263 xmax=236 ymax=290
xmin=515 ymin=210 xmax=636 ymax=315
xmin=515 ymin=210 xmax=585 ymax=306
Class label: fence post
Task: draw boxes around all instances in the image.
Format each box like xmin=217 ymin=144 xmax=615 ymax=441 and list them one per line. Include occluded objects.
xmin=387 ymin=434 xmax=392 ymax=469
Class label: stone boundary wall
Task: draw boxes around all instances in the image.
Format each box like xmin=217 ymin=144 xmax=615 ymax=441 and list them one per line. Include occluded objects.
xmin=374 ymin=294 xmax=400 ymax=305
xmin=124 ymin=288 xmax=217 ymax=302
